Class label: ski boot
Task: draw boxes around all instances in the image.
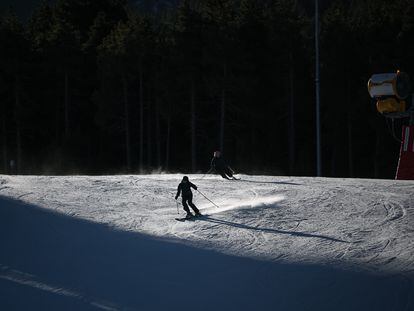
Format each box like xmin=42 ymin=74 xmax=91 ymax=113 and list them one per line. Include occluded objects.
xmin=185 ymin=212 xmax=194 ymax=219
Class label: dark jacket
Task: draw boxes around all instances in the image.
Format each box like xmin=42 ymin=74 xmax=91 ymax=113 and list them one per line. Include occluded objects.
xmin=211 ymin=156 xmax=227 ymax=171
xmin=176 ymin=181 xmax=197 ymax=198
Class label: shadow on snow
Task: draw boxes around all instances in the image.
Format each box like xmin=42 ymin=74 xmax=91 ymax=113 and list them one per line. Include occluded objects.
xmin=197 ymin=216 xmax=349 ymax=244
xmin=0 ymin=196 xmax=412 ymax=311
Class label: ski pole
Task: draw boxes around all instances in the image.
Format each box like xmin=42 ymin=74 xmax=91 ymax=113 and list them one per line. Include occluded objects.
xmin=175 ymin=199 xmax=180 ymax=214
xmin=196 ymin=189 xmax=220 ymax=208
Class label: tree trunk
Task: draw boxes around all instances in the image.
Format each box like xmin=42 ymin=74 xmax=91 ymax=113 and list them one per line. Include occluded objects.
xmin=374 ymin=126 xmax=381 ymax=178
xmin=64 ymin=70 xmax=70 ymax=139
xmin=55 ymin=98 xmax=60 ymax=146
xmin=139 ymin=62 xmax=144 ymax=173
xmin=190 ymin=76 xmax=197 ymax=172
xmin=14 ymin=74 xmax=22 ymax=174
xmin=347 ymin=116 xmax=354 ymax=177
xmin=330 ymin=125 xmax=338 ymax=177
xmin=147 ymin=94 xmax=152 ymax=170
xmin=155 ymin=98 xmax=162 ymax=168
xmin=122 ymin=73 xmax=131 ymax=171
xmin=288 ymin=51 xmax=295 ymax=175
xmin=220 ymin=62 xmax=226 ymax=153
xmin=165 ymin=115 xmax=171 ymax=171
xmin=16 ymin=126 xmax=22 ymax=174
xmin=2 ymin=109 xmax=7 ymax=173
xmin=347 ymin=78 xmax=354 ymax=177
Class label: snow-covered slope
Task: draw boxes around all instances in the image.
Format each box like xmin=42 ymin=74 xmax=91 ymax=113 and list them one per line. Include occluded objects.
xmin=1 ymin=174 xmax=413 ymax=310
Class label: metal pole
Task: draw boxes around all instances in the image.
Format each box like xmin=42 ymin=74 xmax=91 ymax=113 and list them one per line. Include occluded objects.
xmin=315 ymin=0 xmax=322 ymax=176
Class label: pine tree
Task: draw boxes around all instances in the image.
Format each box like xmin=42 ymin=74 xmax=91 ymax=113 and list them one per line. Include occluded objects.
xmin=201 ymin=0 xmax=238 ymax=156
xmin=0 ymin=10 xmax=30 ymax=173
xmin=98 ymin=12 xmax=153 ymax=172
xmin=175 ymin=1 xmax=206 ymax=172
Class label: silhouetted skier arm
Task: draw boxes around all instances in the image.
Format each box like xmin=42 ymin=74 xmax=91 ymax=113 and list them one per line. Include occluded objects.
xmin=189 ymin=182 xmax=198 ymax=190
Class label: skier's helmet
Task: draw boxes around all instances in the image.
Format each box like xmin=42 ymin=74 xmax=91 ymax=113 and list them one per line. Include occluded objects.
xmin=182 ymin=176 xmax=189 ymax=182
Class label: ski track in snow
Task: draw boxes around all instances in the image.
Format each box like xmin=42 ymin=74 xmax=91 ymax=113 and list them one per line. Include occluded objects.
xmin=1 ymin=174 xmax=414 ymax=310
xmin=0 ymin=264 xmax=119 ymax=311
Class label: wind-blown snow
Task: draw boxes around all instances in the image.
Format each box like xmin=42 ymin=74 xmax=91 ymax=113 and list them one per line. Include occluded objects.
xmin=0 ymin=174 xmax=413 ymax=310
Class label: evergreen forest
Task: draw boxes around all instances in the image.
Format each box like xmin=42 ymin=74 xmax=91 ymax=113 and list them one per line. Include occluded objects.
xmin=1 ymin=0 xmax=413 ymax=178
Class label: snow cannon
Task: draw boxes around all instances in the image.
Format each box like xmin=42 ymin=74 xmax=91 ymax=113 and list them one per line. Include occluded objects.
xmin=367 ymin=72 xmax=414 ymax=180
xmin=368 ymin=71 xmax=411 ymax=114
xmin=368 ymin=71 xmax=410 ymax=100
xmin=376 ymin=98 xmax=406 ymax=114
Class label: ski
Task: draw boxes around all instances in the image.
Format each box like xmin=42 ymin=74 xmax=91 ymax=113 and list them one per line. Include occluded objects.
xmin=175 ymin=214 xmax=205 ymax=221
xmin=175 ymin=217 xmax=194 ymax=222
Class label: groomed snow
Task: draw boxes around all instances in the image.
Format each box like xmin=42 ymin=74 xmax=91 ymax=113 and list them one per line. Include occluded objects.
xmin=1 ymin=174 xmax=413 ymax=310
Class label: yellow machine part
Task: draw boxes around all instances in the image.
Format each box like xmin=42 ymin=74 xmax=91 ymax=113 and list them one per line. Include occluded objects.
xmin=376 ymin=98 xmax=406 ymax=114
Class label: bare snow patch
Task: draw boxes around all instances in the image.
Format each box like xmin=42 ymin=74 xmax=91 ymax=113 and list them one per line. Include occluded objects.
xmin=206 ymin=195 xmax=284 ymax=214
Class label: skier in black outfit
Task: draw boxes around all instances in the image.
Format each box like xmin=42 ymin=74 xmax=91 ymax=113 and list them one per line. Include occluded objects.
xmin=210 ymin=150 xmax=236 ymax=180
xmin=175 ymin=176 xmax=202 ymax=218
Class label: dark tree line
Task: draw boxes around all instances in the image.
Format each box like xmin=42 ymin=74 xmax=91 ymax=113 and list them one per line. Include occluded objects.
xmin=0 ymin=0 xmax=413 ymax=178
